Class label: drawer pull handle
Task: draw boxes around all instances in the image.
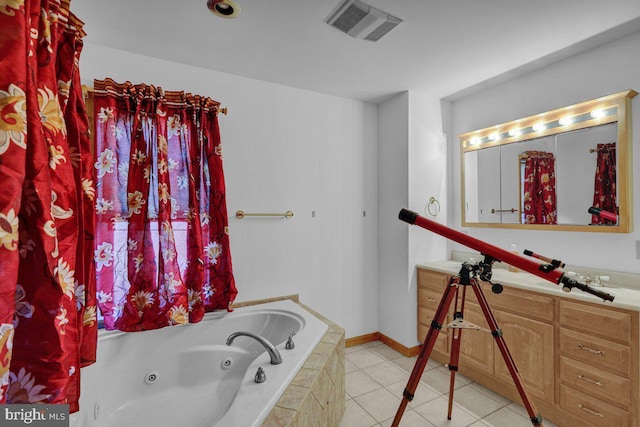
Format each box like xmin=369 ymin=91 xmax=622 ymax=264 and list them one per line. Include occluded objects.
xmin=426 ymin=298 xmax=436 ymax=302
xmin=577 ymin=344 xmax=606 ymax=356
xmin=577 ymin=403 xmax=605 ymax=417
xmin=577 ymin=373 xmax=603 ymax=387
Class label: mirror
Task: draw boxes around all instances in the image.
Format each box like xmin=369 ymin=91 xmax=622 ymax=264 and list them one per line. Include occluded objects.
xmin=461 ymin=90 xmax=637 ymax=232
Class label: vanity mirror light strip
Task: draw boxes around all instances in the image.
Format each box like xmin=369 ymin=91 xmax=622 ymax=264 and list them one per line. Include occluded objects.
xmin=460 ymin=90 xmax=635 ymax=151
xmin=465 ymin=106 xmax=617 ymax=149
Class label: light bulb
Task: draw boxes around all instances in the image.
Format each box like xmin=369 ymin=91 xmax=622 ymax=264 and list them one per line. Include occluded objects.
xmin=532 ymin=123 xmax=546 ymax=132
xmin=469 ymin=137 xmax=481 ymax=146
xmin=489 ymin=132 xmax=501 ymax=141
xmin=559 ymin=116 xmax=573 ymax=126
xmin=591 ymin=109 xmax=605 ymax=119
xmin=508 ymin=129 xmax=521 ymax=137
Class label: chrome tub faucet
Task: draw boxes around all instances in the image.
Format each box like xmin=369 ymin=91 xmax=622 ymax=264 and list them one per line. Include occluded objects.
xmin=226 ymin=331 xmax=283 ymax=365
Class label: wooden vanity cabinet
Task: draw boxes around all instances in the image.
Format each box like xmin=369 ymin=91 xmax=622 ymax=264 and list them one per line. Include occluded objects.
xmin=416 ymin=267 xmax=640 ymax=427
xmin=416 ymin=269 xmax=450 ymax=362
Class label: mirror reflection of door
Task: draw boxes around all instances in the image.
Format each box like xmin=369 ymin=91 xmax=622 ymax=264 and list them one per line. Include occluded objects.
xmin=554 ymin=122 xmax=617 ymax=225
xmin=499 ymin=135 xmax=556 ymax=224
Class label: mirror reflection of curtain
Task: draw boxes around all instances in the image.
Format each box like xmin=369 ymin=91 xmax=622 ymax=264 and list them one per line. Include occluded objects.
xmin=591 ymin=143 xmax=617 ymax=225
xmin=522 ymin=151 xmax=557 ymax=224
xmin=0 ymin=0 xmax=96 ymax=411
xmin=93 ymin=78 xmax=237 ymax=332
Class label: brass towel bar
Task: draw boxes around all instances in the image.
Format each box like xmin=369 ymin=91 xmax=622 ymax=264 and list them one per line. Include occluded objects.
xmin=235 ymin=210 xmax=294 ymax=219
xmin=491 ymin=208 xmax=517 ymax=214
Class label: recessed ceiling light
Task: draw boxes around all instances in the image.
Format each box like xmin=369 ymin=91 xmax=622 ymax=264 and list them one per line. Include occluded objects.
xmin=207 ymin=0 xmax=241 ymax=19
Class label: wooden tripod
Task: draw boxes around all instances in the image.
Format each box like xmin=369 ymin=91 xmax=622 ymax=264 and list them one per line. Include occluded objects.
xmin=391 ymin=263 xmax=544 ymax=426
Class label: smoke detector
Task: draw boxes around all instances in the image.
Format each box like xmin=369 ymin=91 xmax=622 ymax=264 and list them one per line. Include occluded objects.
xmin=326 ymin=0 xmax=402 ymax=42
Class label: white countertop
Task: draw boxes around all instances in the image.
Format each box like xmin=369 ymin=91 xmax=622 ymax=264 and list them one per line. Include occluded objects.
xmin=418 ymin=259 xmax=640 ymax=312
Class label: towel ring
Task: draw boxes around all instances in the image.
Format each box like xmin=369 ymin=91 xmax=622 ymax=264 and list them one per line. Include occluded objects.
xmin=426 ymin=197 xmax=440 ymax=217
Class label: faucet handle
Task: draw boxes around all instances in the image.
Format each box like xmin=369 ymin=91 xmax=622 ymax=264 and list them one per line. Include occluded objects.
xmin=285 ymin=331 xmax=296 ymax=350
xmin=255 ymin=367 xmax=266 ymax=383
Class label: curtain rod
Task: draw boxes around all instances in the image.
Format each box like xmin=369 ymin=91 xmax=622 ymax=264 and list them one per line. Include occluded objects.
xmin=81 ymin=85 xmax=227 ymax=115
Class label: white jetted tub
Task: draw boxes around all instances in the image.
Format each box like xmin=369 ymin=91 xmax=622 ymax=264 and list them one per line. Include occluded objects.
xmin=70 ymin=299 xmax=328 ymax=427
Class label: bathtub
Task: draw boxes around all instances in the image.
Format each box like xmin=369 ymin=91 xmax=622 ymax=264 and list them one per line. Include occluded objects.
xmin=70 ymin=299 xmax=328 ymax=427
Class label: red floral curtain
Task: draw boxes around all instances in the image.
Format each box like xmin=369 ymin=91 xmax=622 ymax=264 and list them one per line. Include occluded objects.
xmin=0 ymin=0 xmax=96 ymax=411
xmin=522 ymin=151 xmax=557 ymax=224
xmin=591 ymin=142 xmax=617 ymax=225
xmin=93 ymin=78 xmax=237 ymax=332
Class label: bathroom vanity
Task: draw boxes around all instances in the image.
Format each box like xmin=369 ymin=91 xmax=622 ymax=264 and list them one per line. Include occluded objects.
xmin=417 ymin=260 xmax=640 ymax=427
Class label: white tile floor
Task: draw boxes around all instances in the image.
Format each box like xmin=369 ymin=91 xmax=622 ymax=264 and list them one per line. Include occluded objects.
xmin=340 ymin=341 xmax=560 ymax=427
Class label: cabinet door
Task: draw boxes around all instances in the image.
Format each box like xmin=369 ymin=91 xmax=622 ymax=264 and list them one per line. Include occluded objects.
xmin=493 ymin=310 xmax=554 ymax=402
xmin=458 ymin=302 xmax=494 ymax=375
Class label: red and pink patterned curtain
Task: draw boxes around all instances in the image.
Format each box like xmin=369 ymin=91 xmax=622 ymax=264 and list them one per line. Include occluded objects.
xmin=591 ymin=142 xmax=617 ymax=225
xmin=0 ymin=0 xmax=96 ymax=411
xmin=522 ymin=151 xmax=557 ymax=224
xmin=93 ymin=78 xmax=237 ymax=332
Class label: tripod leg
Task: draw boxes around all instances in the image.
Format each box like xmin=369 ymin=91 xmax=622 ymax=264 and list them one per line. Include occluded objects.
xmin=391 ymin=279 xmax=458 ymax=427
xmin=447 ymin=285 xmax=466 ymax=420
xmin=470 ymin=280 xmax=544 ymax=427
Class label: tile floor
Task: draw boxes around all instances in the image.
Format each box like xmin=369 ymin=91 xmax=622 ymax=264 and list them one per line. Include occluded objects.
xmin=339 ymin=341 xmax=560 ymax=427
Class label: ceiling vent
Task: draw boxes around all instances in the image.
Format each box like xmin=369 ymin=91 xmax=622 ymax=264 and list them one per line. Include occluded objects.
xmin=326 ymin=0 xmax=403 ymax=42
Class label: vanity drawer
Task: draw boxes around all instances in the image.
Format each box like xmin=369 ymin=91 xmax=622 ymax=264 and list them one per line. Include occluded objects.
xmin=560 ymin=384 xmax=630 ymax=427
xmin=417 ymin=269 xmax=449 ymax=292
xmin=559 ymin=300 xmax=631 ymax=344
xmin=483 ymin=285 xmax=554 ymax=322
xmin=418 ymin=288 xmax=443 ymax=312
xmin=559 ymin=356 xmax=630 ymax=409
xmin=559 ymin=328 xmax=630 ymax=376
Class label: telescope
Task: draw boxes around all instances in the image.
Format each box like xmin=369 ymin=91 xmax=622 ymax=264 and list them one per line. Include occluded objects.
xmin=399 ymin=208 xmax=614 ymax=302
xmin=392 ymin=209 xmax=615 ymax=427
xmin=588 ymin=206 xmax=618 ymax=222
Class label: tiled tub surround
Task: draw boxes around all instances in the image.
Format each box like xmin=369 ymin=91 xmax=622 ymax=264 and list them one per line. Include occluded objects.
xmin=70 ymin=296 xmax=344 ymax=427
xmin=253 ymin=298 xmax=346 ymax=427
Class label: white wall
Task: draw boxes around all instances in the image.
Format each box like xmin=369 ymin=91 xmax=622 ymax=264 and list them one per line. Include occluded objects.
xmin=80 ymin=44 xmax=379 ymax=338
xmin=377 ymin=92 xmax=449 ymax=347
xmin=377 ymin=92 xmax=410 ymax=344
xmin=451 ymin=30 xmax=640 ymax=274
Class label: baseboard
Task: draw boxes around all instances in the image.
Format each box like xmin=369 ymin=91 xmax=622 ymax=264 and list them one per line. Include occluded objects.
xmin=345 ymin=332 xmax=421 ymax=357
xmin=345 ymin=332 xmax=378 ymax=348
